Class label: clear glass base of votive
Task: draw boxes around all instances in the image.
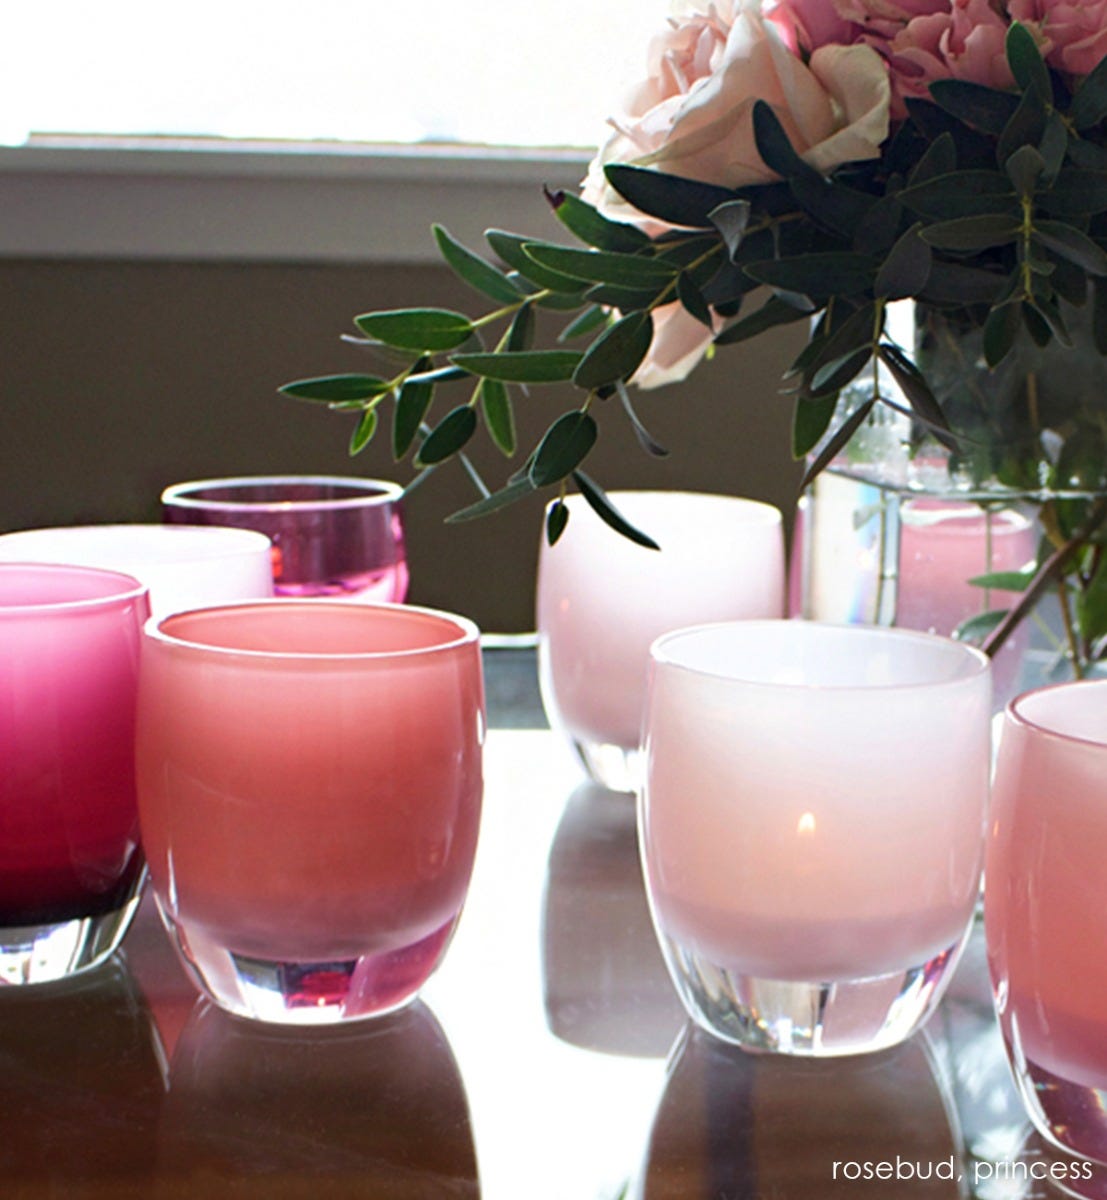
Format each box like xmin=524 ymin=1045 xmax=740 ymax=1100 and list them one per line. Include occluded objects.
xmin=571 ymin=737 xmax=641 ymax=795
xmin=0 ymin=888 xmax=145 ymax=986
xmin=160 ymin=904 xmax=458 ymax=1025
xmin=1011 ymin=1058 xmax=1107 ymax=1168
xmin=659 ymin=931 xmax=967 ymax=1057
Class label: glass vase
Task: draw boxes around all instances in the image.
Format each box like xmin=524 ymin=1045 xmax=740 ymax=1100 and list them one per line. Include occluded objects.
xmin=792 ymin=300 xmax=1107 ymax=707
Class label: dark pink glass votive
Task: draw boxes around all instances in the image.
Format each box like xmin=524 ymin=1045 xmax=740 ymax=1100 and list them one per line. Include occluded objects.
xmin=161 ymin=475 xmax=408 ymax=602
xmin=0 ymin=563 xmax=150 ymax=983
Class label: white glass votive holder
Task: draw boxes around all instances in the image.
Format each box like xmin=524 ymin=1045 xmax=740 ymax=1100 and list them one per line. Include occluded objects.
xmin=536 ymin=491 xmax=784 ymax=792
xmin=0 ymin=524 xmax=274 ymax=618
xmin=641 ymin=620 xmax=992 ymax=1056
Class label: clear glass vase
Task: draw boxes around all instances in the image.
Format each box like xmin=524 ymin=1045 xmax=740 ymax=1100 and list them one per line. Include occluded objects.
xmin=792 ymin=301 xmax=1107 ymax=709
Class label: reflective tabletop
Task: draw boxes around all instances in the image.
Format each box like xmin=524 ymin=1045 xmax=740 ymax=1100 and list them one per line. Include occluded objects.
xmin=1 ymin=647 xmax=1101 ymax=1199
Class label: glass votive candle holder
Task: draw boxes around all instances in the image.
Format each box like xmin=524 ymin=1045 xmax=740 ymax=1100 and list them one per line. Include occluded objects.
xmin=0 ymin=524 xmax=274 ymax=618
xmin=536 ymin=491 xmax=784 ymax=792
xmin=0 ymin=563 xmax=150 ymax=983
xmin=161 ymin=475 xmax=408 ymax=602
xmin=641 ymin=620 xmax=992 ymax=1056
xmin=986 ymin=680 xmax=1107 ymax=1165
xmin=136 ymin=600 xmax=483 ymax=1024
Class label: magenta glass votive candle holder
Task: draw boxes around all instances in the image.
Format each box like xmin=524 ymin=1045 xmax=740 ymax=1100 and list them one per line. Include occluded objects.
xmin=136 ymin=601 xmax=483 ymax=1024
xmin=986 ymin=680 xmax=1107 ymax=1166
xmin=161 ymin=475 xmax=408 ymax=602
xmin=641 ymin=620 xmax=992 ymax=1056
xmin=0 ymin=563 xmax=150 ymax=983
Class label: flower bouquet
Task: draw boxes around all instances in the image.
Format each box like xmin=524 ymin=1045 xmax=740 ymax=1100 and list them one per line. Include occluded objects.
xmin=282 ymin=0 xmax=1107 ymax=674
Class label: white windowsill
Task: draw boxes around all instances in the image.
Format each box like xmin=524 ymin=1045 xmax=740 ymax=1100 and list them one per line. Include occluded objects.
xmin=0 ymin=139 xmax=593 ymax=265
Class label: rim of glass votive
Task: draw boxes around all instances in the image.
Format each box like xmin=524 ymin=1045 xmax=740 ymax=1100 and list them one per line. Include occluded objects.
xmin=0 ymin=523 xmax=273 ymax=565
xmin=0 ymin=561 xmax=148 ymax=615
xmin=1005 ymin=678 xmax=1107 ymax=750
xmin=649 ymin=619 xmax=990 ymax=693
xmin=145 ymin=599 xmax=479 ymax=662
xmin=546 ymin=489 xmax=783 ymax=527
xmin=161 ymin=475 xmax=404 ymax=512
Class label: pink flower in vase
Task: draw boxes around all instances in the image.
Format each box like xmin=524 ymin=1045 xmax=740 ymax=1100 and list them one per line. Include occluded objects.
xmin=1008 ymin=0 xmax=1107 ymax=76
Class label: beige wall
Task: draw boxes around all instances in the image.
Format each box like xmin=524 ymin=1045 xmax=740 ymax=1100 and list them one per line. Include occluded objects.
xmin=0 ymin=258 xmax=805 ymax=631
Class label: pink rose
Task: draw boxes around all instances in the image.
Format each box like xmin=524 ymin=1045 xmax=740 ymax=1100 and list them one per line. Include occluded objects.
xmin=1008 ymin=0 xmax=1107 ymax=76
xmin=889 ymin=0 xmax=1015 ymax=104
xmin=583 ymin=1 xmax=891 ymax=227
xmin=768 ymin=0 xmax=859 ymax=52
xmin=631 ymin=303 xmax=717 ymax=390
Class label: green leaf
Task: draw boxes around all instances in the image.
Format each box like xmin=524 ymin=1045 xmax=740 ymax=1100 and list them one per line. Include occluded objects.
xmin=1033 ymin=220 xmax=1107 ymax=276
xmin=714 ymin=293 xmax=814 ymax=346
xmin=279 ymin=374 xmax=391 ymax=402
xmin=446 ymin=476 xmax=535 ymax=523
xmin=584 ymin=281 xmax=668 ymax=310
xmin=546 ymin=500 xmax=570 ymax=546
xmin=927 ymin=79 xmax=1019 ymax=135
xmin=920 ymin=262 xmax=1007 ymax=305
xmin=415 ymin=405 xmax=477 ymax=467
xmin=998 ymin=86 xmax=1048 ymax=166
xmin=1006 ymin=21 xmax=1050 ymax=100
xmin=573 ymin=311 xmax=654 ymax=390
xmin=479 ymin=378 xmax=516 ymax=456
xmin=799 ymin=397 xmax=877 ymax=491
xmin=506 ymin=303 xmax=535 ymax=352
xmin=954 ymin=609 xmax=1008 ymax=644
xmin=677 ymin=271 xmax=713 ymax=328
xmin=572 ymin=470 xmax=660 ymax=549
xmin=450 ymin=350 xmax=582 ymax=383
xmin=906 ymin=132 xmax=957 ymax=186
xmin=810 ymin=348 xmax=870 ymax=397
xmin=531 ymin=412 xmax=598 ymax=486
xmin=348 ymin=407 xmax=378 ymax=456
xmin=897 ymin=170 xmax=1018 ymax=220
xmin=1078 ymin=554 xmax=1107 ymax=644
xmin=355 ymin=308 xmax=474 ymax=352
xmin=874 ymin=223 xmax=931 ymax=300
xmin=920 ymin=214 xmax=1022 ymax=251
xmin=982 ymin=301 xmax=1022 ymax=367
xmin=1072 ymin=54 xmax=1107 ymax=131
xmin=1039 ymin=112 xmax=1067 ymax=182
xmin=792 ymin=393 xmax=838 ymax=460
xmin=522 ymin=243 xmax=677 ymax=289
xmin=433 ymin=225 xmax=523 ymax=304
xmin=752 ymin=99 xmax=816 ymax=181
xmin=1094 ymin=277 xmax=1107 ymax=354
xmin=1037 ymin=169 xmax=1107 ymax=216
xmin=709 ymin=199 xmax=751 ymax=260
xmin=545 ymin=188 xmax=651 ymax=252
xmin=603 ymin=164 xmax=737 ymax=229
xmin=487 ymin=230 xmax=589 ymax=294
xmin=616 ymin=381 xmax=669 ymax=458
xmin=392 ymin=379 xmax=434 ymax=460
xmin=559 ymin=306 xmax=609 ymax=342
xmin=967 ymin=568 xmax=1036 ymax=591
xmin=743 ymin=253 xmax=876 ymax=300
xmin=1005 ymin=144 xmax=1045 ymax=199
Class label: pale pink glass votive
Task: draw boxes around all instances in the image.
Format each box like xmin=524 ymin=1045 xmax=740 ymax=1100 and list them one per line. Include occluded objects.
xmin=161 ymin=475 xmax=408 ymax=602
xmin=536 ymin=491 xmax=784 ymax=791
xmin=136 ymin=601 xmax=483 ymax=1024
xmin=986 ymin=681 xmax=1107 ymax=1165
xmin=0 ymin=524 xmax=274 ymax=618
xmin=0 ymin=563 xmax=150 ymax=983
xmin=642 ymin=620 xmax=992 ymax=1056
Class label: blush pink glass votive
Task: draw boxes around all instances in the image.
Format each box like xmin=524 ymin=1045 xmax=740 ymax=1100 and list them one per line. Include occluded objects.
xmin=0 ymin=563 xmax=150 ymax=983
xmin=0 ymin=524 xmax=274 ymax=619
xmin=136 ymin=601 xmax=483 ymax=1024
xmin=642 ymin=620 xmax=992 ymax=1056
xmin=161 ymin=475 xmax=408 ymax=602
xmin=986 ymin=681 xmax=1107 ymax=1165
xmin=536 ymin=491 xmax=784 ymax=792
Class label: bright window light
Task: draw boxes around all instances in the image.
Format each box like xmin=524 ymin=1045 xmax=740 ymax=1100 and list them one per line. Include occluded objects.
xmin=6 ymin=1 xmax=671 ymax=149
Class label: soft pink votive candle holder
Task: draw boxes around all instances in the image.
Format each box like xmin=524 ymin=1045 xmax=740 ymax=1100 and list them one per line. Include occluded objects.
xmin=986 ymin=680 xmax=1107 ymax=1165
xmin=536 ymin=491 xmax=784 ymax=792
xmin=136 ymin=600 xmax=483 ymax=1025
xmin=641 ymin=620 xmax=992 ymax=1056
xmin=0 ymin=563 xmax=151 ymax=983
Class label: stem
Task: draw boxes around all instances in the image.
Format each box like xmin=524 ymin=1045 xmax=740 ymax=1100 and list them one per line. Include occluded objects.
xmin=982 ymin=496 xmax=1107 ymax=659
xmin=1056 ymin=574 xmax=1084 ymax=680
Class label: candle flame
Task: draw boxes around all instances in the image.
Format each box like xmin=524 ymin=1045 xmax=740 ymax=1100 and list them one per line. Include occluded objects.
xmin=797 ymin=811 xmax=817 ymax=836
